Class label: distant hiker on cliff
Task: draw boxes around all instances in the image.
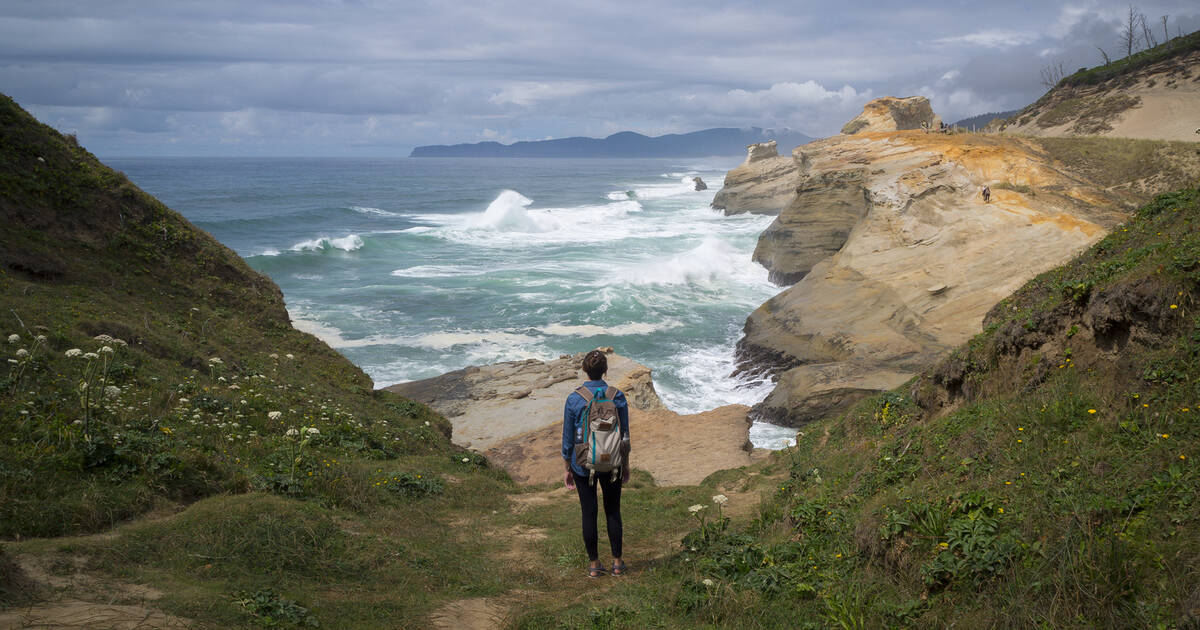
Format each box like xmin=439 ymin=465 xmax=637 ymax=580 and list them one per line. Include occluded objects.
xmin=981 ymin=184 xmax=991 ymax=203
xmin=562 ymin=349 xmax=631 ymax=578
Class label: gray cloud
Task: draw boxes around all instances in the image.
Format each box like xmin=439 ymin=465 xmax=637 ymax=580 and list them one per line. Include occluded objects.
xmin=3 ymin=1 xmax=1198 ymax=155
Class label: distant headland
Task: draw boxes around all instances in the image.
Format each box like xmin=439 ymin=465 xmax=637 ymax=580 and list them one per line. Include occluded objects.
xmin=409 ymin=127 xmax=814 ymax=158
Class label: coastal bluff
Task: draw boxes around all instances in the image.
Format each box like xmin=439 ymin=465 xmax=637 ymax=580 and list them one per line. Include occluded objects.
xmin=724 ymin=96 xmax=1200 ymax=428
xmin=384 ymin=349 xmax=760 ymax=485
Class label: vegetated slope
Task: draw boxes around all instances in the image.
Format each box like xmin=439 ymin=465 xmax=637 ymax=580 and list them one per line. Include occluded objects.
xmin=0 ymin=91 xmax=467 ymax=539
xmin=1002 ymin=29 xmax=1200 ymax=141
xmin=512 ymin=188 xmax=1200 ymax=629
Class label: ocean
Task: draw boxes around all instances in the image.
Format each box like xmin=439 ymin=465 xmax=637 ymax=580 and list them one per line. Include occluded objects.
xmin=107 ymin=156 xmax=798 ymax=449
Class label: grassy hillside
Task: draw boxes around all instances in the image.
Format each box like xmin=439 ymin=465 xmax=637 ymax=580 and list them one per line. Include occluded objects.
xmin=510 ymin=188 xmax=1200 ymax=629
xmin=0 ymin=93 xmax=468 ymax=538
xmin=0 ymin=93 xmax=521 ymax=623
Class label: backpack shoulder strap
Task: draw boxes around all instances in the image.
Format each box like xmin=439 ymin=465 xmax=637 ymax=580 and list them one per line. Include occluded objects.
xmin=604 ymin=386 xmax=618 ymax=400
xmin=575 ymin=386 xmax=594 ymax=402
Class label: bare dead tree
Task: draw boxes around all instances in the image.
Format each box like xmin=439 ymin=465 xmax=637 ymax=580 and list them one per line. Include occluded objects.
xmin=1041 ymin=61 xmax=1066 ymax=89
xmin=1140 ymin=12 xmax=1157 ymax=50
xmin=1120 ymin=4 xmax=1140 ymax=58
xmin=1161 ymin=15 xmax=1170 ymax=44
xmin=1097 ymin=46 xmax=1111 ymax=66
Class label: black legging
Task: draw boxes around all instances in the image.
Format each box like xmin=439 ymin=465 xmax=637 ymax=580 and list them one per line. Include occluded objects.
xmin=573 ymin=471 xmax=622 ymax=561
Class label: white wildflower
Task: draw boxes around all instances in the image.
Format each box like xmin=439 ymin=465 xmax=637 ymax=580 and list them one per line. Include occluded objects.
xmin=462 ymin=457 xmax=470 ymax=463
xmin=305 ymin=427 xmax=320 ymax=436
xmin=103 ymin=385 xmax=121 ymax=399
xmin=269 ymin=353 xmax=278 ymax=359
xmin=267 ymin=411 xmax=282 ymax=420
xmin=688 ymin=504 xmax=706 ymax=513
xmin=217 ymin=376 xmax=226 ymax=382
xmin=702 ymin=579 xmax=715 ymax=587
xmin=65 ymin=348 xmax=82 ymax=357
xmin=229 ymin=384 xmax=240 ymax=390
xmin=285 ymin=353 xmax=294 ymax=360
xmin=7 ymin=334 xmax=19 ymax=343
xmin=83 ymin=352 xmax=99 ymax=360
xmin=285 ymin=428 xmax=299 ymax=437
xmin=15 ymin=348 xmax=28 ymax=358
xmin=712 ymin=494 xmax=728 ymax=505
xmin=35 ymin=335 xmax=46 ymax=342
xmin=99 ymin=346 xmax=114 ymax=354
xmin=209 ymin=357 xmax=223 ymax=364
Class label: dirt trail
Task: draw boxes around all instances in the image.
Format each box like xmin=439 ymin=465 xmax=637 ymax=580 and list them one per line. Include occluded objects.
xmin=0 ymin=507 xmax=190 ymax=630
xmin=427 ymin=467 xmax=780 ymax=629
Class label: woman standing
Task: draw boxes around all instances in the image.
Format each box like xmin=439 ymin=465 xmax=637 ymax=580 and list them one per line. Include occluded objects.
xmin=562 ymin=350 xmax=631 ymax=578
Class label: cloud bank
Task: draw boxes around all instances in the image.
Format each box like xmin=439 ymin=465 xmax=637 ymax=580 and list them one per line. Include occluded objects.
xmin=2 ymin=1 xmax=1197 ymax=155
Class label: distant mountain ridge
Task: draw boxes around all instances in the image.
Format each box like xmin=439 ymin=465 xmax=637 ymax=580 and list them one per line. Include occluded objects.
xmin=409 ymin=127 xmax=814 ymax=158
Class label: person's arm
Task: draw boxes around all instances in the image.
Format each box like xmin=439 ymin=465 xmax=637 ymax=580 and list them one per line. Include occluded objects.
xmin=562 ymin=396 xmax=576 ymax=488
xmin=616 ymin=391 xmax=631 ymax=482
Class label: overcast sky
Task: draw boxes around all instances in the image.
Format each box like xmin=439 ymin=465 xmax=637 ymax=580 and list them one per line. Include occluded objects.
xmin=2 ymin=1 xmax=1197 ymax=156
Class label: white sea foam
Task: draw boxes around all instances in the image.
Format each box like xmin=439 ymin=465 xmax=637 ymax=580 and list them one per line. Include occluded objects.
xmin=290 ymin=315 xmax=352 ymax=346
xmin=390 ymin=265 xmax=486 ymax=278
xmin=469 ymin=190 xmax=542 ymax=231
xmin=614 ymin=237 xmax=770 ymax=287
xmin=293 ymin=274 xmax=323 ymax=281
xmin=351 ymin=206 xmax=400 ymax=217
xmin=539 ymin=321 xmax=682 ymax=337
xmin=749 ymin=421 xmax=799 ymax=450
xmin=290 ymin=234 xmax=365 ymax=252
xmin=257 ymin=248 xmax=281 ymax=257
xmin=411 ymin=330 xmax=543 ymax=350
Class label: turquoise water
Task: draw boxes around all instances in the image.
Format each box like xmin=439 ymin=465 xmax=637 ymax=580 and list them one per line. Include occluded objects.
xmin=109 ymin=157 xmax=797 ymax=448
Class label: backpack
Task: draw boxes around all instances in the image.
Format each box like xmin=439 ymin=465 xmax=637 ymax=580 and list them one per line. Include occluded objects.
xmin=572 ymin=385 xmax=626 ymax=483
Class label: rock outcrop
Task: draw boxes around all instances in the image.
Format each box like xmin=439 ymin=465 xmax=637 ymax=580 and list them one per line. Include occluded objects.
xmin=384 ymin=349 xmax=758 ymax=485
xmin=384 ymin=349 xmax=663 ymax=450
xmin=692 ymin=177 xmax=708 ymax=191
xmin=710 ymin=140 xmax=804 ymax=216
xmin=752 ymin=166 xmax=870 ymax=285
xmin=841 ymin=96 xmax=940 ymax=135
xmin=734 ymin=130 xmax=1141 ymax=427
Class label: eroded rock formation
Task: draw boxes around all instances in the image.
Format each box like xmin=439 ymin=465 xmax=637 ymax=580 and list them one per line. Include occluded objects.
xmin=732 ymin=130 xmax=1133 ymax=427
xmin=710 ymin=140 xmax=804 ymax=216
xmin=841 ymin=96 xmax=940 ymax=134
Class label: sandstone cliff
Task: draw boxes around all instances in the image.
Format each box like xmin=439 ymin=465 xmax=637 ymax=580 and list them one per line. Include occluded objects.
xmin=710 ymin=140 xmax=803 ymax=216
xmin=1000 ymin=43 xmax=1200 ymax=142
xmin=841 ymin=96 xmax=941 ymax=134
xmin=730 ymin=126 xmax=1199 ymax=427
